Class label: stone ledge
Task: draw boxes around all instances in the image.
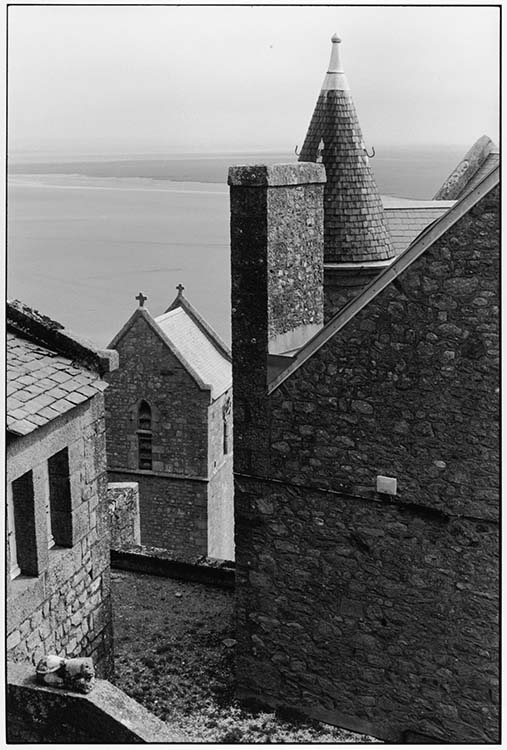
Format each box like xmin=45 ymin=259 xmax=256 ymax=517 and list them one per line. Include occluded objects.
xmin=7 ymin=660 xmax=186 ymax=743
xmin=111 ymin=545 xmax=235 ymax=589
xmin=228 ymin=163 xmax=326 ymax=187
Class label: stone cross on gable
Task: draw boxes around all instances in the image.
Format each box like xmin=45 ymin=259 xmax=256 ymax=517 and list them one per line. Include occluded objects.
xmin=176 ymin=284 xmax=185 ymax=296
xmin=136 ymin=292 xmax=147 ymax=307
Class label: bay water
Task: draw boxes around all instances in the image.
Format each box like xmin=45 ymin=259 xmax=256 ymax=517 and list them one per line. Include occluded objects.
xmin=7 ymin=147 xmax=465 ymax=347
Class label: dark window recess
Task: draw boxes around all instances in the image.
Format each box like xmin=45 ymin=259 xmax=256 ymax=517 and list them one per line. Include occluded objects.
xmin=222 ymin=397 xmax=232 ymax=455
xmin=12 ymin=471 xmax=39 ymax=576
xmin=223 ymin=420 xmax=231 ymax=455
xmin=138 ymin=401 xmax=153 ymax=470
xmin=48 ymin=448 xmax=73 ymax=547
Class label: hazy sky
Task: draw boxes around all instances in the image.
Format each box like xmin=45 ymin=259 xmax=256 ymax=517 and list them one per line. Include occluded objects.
xmin=8 ymin=4 xmax=499 ymax=155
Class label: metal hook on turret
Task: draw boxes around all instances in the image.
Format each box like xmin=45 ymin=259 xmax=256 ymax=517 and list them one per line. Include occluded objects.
xmin=364 ymin=146 xmax=376 ymax=158
xmin=294 ymin=145 xmax=300 ymax=156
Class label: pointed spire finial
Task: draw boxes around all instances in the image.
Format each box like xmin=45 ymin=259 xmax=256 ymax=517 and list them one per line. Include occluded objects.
xmin=322 ymin=32 xmax=349 ymax=91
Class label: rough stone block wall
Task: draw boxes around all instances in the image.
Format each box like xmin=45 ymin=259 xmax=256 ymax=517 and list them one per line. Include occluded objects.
xmin=7 ymin=394 xmax=113 ymax=678
xmin=269 ymin=188 xmax=499 ymax=518
xmin=235 ymin=477 xmax=498 ymax=742
xmin=107 ymin=481 xmax=141 ymax=549
xmin=105 ymin=313 xmax=209 ymax=477
xmin=7 ymin=661 xmax=181 ymax=742
xmin=232 ymin=179 xmax=499 ymax=742
xmin=323 ymin=266 xmax=385 ymax=322
xmin=108 ymin=470 xmax=207 ymax=561
xmin=229 ymin=163 xmax=325 ymax=478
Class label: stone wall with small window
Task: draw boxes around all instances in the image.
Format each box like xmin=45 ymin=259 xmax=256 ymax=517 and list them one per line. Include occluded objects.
xmin=6 ymin=393 xmax=113 ymax=677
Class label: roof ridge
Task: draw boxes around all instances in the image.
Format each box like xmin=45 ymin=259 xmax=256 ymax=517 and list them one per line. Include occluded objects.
xmin=7 ymin=299 xmax=117 ymax=377
xmin=164 ymin=290 xmax=231 ymax=361
xmin=269 ymin=164 xmax=499 ymax=394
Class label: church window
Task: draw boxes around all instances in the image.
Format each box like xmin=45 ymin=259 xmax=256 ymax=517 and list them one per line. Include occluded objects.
xmin=137 ymin=400 xmax=153 ymax=470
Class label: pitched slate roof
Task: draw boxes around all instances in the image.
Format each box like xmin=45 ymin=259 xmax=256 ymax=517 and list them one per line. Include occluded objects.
xmin=433 ymin=135 xmax=499 ymax=200
xmin=270 ymin=165 xmax=499 ymax=393
xmin=7 ymin=300 xmax=117 ymax=437
xmin=299 ymin=34 xmax=394 ymax=264
xmin=382 ymin=197 xmax=456 ymax=257
xmin=109 ymin=289 xmax=232 ymax=401
xmin=155 ymin=307 xmax=231 ymax=400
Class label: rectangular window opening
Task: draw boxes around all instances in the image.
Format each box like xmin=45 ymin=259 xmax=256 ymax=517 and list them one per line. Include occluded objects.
xmin=138 ymin=433 xmax=153 ymax=470
xmin=11 ymin=470 xmax=38 ymax=577
xmin=48 ymin=448 xmax=73 ymax=547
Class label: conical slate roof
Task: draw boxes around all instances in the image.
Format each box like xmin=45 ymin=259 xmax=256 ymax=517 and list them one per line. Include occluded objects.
xmin=299 ymin=34 xmax=394 ymax=264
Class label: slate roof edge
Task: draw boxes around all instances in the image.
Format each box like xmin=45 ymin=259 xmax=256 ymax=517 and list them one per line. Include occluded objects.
xmin=7 ymin=300 xmax=118 ymax=377
xmin=162 ymin=292 xmax=232 ymax=361
xmin=108 ymin=308 xmax=212 ymax=394
xmin=383 ymin=202 xmax=456 ymax=211
xmin=268 ymin=164 xmax=499 ymax=394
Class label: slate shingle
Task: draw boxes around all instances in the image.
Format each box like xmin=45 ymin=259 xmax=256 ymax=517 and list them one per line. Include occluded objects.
xmin=7 ymin=331 xmax=106 ymax=437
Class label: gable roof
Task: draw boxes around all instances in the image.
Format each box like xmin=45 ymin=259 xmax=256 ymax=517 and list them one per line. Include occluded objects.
xmin=7 ymin=300 xmax=117 ymax=437
xmin=109 ymin=291 xmax=231 ymax=401
xmin=269 ymin=164 xmax=499 ymax=394
xmin=433 ymin=135 xmax=499 ymax=201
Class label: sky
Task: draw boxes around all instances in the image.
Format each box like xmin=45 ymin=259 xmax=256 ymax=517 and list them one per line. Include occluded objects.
xmin=7 ymin=4 xmax=500 ymax=156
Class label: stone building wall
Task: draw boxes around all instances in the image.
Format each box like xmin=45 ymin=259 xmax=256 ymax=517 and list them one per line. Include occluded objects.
xmin=105 ymin=312 xmax=211 ymax=553
xmin=232 ymin=171 xmax=499 ymax=742
xmin=107 ymin=481 xmax=141 ymax=549
xmin=207 ymin=388 xmax=234 ymax=560
xmin=108 ymin=470 xmax=208 ymax=559
xmin=105 ymin=313 xmax=209 ymax=477
xmin=7 ymin=394 xmax=113 ymax=678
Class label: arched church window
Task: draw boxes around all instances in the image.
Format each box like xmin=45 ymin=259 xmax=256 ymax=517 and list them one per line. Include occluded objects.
xmin=137 ymin=400 xmax=153 ymax=470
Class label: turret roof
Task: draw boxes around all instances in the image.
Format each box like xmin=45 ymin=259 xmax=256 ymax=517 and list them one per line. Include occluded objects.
xmin=299 ymin=34 xmax=394 ymax=264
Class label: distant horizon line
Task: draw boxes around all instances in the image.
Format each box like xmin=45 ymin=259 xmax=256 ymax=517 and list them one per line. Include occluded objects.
xmin=8 ymin=141 xmax=483 ymax=162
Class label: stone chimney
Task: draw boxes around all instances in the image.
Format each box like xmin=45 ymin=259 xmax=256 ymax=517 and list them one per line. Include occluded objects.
xmin=228 ymin=163 xmax=326 ymax=473
xmin=299 ymin=35 xmax=395 ymax=315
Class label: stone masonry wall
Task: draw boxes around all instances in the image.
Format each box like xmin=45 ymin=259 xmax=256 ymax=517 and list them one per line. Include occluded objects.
xmin=108 ymin=470 xmax=207 ymax=560
xmin=105 ymin=313 xmax=209 ymax=477
xmin=232 ymin=181 xmax=499 ymax=741
xmin=7 ymin=394 xmax=113 ymax=678
xmin=229 ymin=163 xmax=325 ymax=478
xmin=269 ymin=188 xmax=499 ymax=519
xmin=235 ymin=477 xmax=498 ymax=742
xmin=107 ymin=481 xmax=141 ymax=549
xmin=105 ymin=312 xmax=212 ymax=553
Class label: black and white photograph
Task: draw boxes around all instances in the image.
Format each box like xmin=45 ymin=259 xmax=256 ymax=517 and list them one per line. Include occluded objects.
xmin=5 ymin=3 xmax=500 ymax=743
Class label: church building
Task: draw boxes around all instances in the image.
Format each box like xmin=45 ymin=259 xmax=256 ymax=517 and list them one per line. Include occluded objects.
xmin=104 ymin=286 xmax=234 ymax=562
